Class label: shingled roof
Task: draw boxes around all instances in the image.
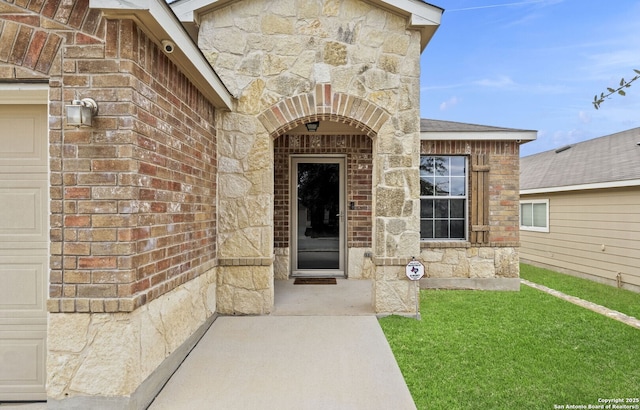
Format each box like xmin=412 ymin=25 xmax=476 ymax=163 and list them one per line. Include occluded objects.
xmin=520 ymin=127 xmax=640 ymax=191
xmin=420 ymin=119 xmax=530 ymax=132
xmin=420 ymin=119 xmax=537 ymax=141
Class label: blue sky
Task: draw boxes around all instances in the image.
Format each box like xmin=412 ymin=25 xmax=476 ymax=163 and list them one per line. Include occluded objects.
xmin=420 ymin=0 xmax=640 ymax=156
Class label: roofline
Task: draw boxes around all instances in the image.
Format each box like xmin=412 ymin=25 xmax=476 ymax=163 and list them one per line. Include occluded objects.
xmin=171 ymin=0 xmax=443 ymax=51
xmin=421 ymin=130 xmax=538 ymax=142
xmin=520 ymin=178 xmax=640 ymax=195
xmin=93 ymin=0 xmax=233 ymax=109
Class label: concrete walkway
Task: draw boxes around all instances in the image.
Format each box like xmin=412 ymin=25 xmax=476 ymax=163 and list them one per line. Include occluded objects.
xmin=148 ymin=315 xmax=415 ymax=410
xmin=148 ymin=279 xmax=416 ymax=409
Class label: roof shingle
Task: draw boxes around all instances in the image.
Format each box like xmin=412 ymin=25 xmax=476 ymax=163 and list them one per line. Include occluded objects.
xmin=420 ymin=118 xmax=533 ymax=133
xmin=520 ymin=128 xmax=640 ymax=190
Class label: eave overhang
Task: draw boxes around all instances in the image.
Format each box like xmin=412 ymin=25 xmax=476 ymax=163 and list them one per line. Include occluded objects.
xmin=421 ymin=130 xmax=538 ymax=142
xmin=92 ymin=0 xmax=233 ymax=110
xmin=520 ymin=178 xmax=640 ymax=195
xmin=171 ymin=0 xmax=443 ymax=51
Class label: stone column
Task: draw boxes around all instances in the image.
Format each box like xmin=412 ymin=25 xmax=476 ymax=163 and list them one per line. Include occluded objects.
xmin=216 ymin=111 xmax=275 ymax=314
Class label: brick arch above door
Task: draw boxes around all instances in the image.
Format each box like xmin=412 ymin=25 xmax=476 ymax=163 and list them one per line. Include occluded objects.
xmin=258 ymin=84 xmax=390 ymax=139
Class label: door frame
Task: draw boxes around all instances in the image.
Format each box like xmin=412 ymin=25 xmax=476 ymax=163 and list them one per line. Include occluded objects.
xmin=290 ymin=155 xmax=346 ymax=277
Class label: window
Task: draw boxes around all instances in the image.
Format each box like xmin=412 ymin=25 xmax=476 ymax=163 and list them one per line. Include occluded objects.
xmin=420 ymin=156 xmax=467 ymax=240
xmin=520 ymin=199 xmax=549 ymax=232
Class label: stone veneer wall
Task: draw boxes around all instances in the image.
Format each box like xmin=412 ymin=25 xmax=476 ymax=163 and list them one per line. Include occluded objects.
xmin=273 ymin=133 xmax=372 ymax=279
xmin=0 ymin=0 xmax=220 ymax=404
xmin=47 ymin=271 xmax=216 ymax=407
xmin=418 ymin=140 xmax=520 ymax=287
xmin=200 ymin=0 xmax=423 ymax=314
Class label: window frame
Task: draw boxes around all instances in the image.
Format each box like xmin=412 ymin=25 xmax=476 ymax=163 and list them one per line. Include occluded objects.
xmin=519 ymin=199 xmax=549 ymax=232
xmin=419 ymin=155 xmax=469 ymax=241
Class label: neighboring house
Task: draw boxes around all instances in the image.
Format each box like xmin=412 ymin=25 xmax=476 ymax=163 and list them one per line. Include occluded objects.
xmin=520 ymin=128 xmax=640 ymax=293
xmin=0 ymin=0 xmax=534 ymax=407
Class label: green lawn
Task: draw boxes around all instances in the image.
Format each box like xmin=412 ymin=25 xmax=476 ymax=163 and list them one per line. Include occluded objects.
xmin=520 ymin=263 xmax=640 ymax=320
xmin=379 ymin=278 xmax=640 ymax=409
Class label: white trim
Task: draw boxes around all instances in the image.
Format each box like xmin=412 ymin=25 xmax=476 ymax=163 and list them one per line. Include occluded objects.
xmin=421 ymin=130 xmax=537 ymax=142
xmin=171 ymin=0 xmax=215 ymax=24
xmin=0 ymin=83 xmax=48 ymax=104
xmin=520 ymin=178 xmax=640 ymax=195
xmin=171 ymin=0 xmax=443 ymax=51
xmin=419 ymin=155 xmax=468 ymax=241
xmin=93 ymin=0 xmax=233 ymax=109
xmin=519 ymin=199 xmax=549 ymax=233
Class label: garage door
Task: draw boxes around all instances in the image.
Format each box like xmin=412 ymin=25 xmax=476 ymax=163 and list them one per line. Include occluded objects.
xmin=0 ymin=104 xmax=48 ymax=401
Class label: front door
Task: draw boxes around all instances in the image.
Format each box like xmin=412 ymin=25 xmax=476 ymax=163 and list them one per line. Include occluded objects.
xmin=292 ymin=157 xmax=345 ymax=277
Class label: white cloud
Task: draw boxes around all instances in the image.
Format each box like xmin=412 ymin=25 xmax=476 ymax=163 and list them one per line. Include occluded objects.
xmin=421 ymin=82 xmax=466 ymax=92
xmin=474 ymin=75 xmax=516 ymax=88
xmin=578 ymin=110 xmax=591 ymax=124
xmin=447 ymin=0 xmax=564 ymax=12
xmin=551 ymin=129 xmax=587 ymax=148
xmin=439 ymin=96 xmax=460 ymax=111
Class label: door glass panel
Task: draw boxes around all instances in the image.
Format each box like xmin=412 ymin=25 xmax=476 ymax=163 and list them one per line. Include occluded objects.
xmin=297 ymin=163 xmax=340 ymax=269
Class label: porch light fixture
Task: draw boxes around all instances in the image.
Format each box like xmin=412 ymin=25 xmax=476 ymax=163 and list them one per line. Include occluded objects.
xmin=66 ymin=97 xmax=98 ymax=127
xmin=305 ymin=121 xmax=319 ymax=132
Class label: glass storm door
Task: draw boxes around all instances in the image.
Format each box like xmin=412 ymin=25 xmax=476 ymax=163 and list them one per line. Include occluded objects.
xmin=292 ymin=157 xmax=345 ymax=276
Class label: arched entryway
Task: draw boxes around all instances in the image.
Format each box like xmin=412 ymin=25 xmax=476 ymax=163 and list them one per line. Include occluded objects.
xmin=258 ymin=85 xmax=387 ymax=284
xmin=272 ymin=120 xmax=374 ymax=280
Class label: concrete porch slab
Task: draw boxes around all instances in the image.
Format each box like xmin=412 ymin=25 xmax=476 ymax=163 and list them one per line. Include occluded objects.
xmin=148 ymin=316 xmax=416 ymax=410
xmin=272 ymin=279 xmax=374 ymax=316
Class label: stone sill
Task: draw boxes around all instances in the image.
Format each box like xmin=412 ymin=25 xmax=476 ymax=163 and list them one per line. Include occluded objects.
xmin=48 ymin=296 xmax=141 ymax=313
xmin=218 ymin=257 xmax=274 ymax=266
xmin=420 ymin=241 xmax=471 ymax=248
xmin=420 ymin=241 xmax=520 ymax=248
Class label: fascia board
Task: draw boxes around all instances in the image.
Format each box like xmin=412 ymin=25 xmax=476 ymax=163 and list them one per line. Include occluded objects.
xmin=173 ymin=0 xmax=442 ymax=51
xmin=174 ymin=0 xmax=443 ymax=25
xmin=371 ymin=0 xmax=443 ymax=50
xmin=92 ymin=0 xmax=233 ymax=110
xmin=421 ymin=130 xmax=538 ymax=141
xmin=171 ymin=0 xmax=224 ymax=24
xmin=520 ymin=178 xmax=640 ymax=195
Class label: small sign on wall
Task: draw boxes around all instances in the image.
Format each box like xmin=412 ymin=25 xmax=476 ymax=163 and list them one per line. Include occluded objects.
xmin=405 ymin=259 xmax=425 ymax=281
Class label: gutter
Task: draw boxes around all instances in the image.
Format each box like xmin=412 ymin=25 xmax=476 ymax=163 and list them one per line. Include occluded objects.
xmin=421 ymin=130 xmax=538 ymax=142
xmin=520 ymin=178 xmax=640 ymax=195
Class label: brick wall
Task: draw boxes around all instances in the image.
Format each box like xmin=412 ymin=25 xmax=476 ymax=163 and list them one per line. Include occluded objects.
xmin=420 ymin=140 xmax=520 ymax=245
xmin=274 ymin=134 xmax=373 ymax=249
xmin=0 ymin=0 xmax=218 ymax=313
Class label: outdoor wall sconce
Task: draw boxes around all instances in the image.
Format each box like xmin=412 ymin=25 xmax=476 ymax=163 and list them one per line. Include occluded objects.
xmin=66 ymin=98 xmax=98 ymax=127
xmin=305 ymin=121 xmax=319 ymax=132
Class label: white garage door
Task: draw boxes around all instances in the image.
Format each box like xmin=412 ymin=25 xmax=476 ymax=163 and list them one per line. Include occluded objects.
xmin=0 ymin=104 xmax=48 ymax=401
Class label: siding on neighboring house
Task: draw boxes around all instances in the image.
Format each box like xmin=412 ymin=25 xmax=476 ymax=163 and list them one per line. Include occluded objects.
xmin=520 ymin=187 xmax=640 ymax=291
xmin=520 ymin=127 xmax=640 ymax=293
